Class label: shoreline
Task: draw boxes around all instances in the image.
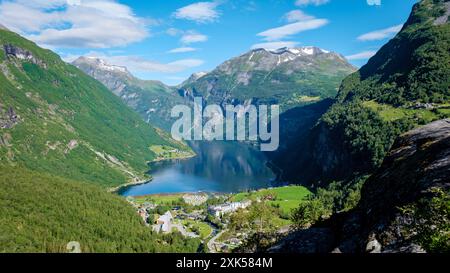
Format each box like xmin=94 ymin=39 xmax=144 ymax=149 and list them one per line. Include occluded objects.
xmin=130 ymin=191 xmax=219 ymax=199
xmin=109 ymin=151 xmax=197 ymax=194
xmin=108 ymin=178 xmax=152 ymax=193
xmin=150 ymin=152 xmax=196 ymax=163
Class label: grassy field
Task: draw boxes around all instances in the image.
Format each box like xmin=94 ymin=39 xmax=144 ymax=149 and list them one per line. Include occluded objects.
xmin=362 ymin=100 xmax=445 ymax=123
xmin=182 ymin=220 xmax=213 ymax=239
xmin=133 ymin=194 xmax=184 ymax=205
xmin=231 ymin=186 xmax=311 ymax=214
xmin=150 ymin=145 xmax=195 ymax=161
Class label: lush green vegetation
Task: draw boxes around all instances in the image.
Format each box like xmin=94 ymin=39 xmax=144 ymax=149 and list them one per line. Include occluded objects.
xmin=150 ymin=145 xmax=195 ymax=161
xmin=182 ymin=220 xmax=213 ymax=239
xmin=0 ymin=29 xmax=202 ymax=253
xmin=292 ymin=176 xmax=368 ymax=228
xmin=338 ymin=0 xmax=450 ymax=105
xmin=0 ymin=29 xmax=188 ymax=188
xmin=133 ymin=194 xmax=186 ymax=206
xmin=399 ymin=189 xmax=450 ymax=253
xmin=321 ymin=102 xmax=417 ymax=171
xmin=362 ymin=100 xmax=440 ymax=122
xmin=231 ymin=186 xmax=311 ymax=215
xmin=0 ymin=166 xmax=201 ymax=253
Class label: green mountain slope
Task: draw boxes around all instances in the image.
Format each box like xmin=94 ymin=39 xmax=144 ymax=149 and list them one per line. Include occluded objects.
xmin=0 ymin=28 xmax=184 ymax=188
xmin=273 ymin=0 xmax=450 ymax=184
xmin=0 ymin=166 xmax=201 ymax=253
xmin=178 ymin=47 xmax=356 ymax=111
xmin=72 ymin=57 xmax=186 ymax=131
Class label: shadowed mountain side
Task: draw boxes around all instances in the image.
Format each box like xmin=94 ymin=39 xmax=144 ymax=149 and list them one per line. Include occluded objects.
xmin=269 ymin=119 xmax=450 ymax=253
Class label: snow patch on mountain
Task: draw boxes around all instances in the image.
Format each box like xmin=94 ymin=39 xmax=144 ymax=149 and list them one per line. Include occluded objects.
xmin=77 ymin=57 xmax=128 ymax=74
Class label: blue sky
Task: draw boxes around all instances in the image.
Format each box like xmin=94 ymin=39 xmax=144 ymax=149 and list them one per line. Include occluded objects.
xmin=0 ymin=0 xmax=418 ymax=85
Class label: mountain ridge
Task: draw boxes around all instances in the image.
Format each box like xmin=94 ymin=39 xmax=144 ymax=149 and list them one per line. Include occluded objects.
xmin=178 ymin=46 xmax=356 ymax=111
xmin=73 ymin=56 xmax=185 ymax=131
xmin=0 ymin=27 xmax=185 ymax=187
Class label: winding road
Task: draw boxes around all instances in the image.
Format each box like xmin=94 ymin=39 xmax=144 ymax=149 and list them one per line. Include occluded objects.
xmin=207 ymin=229 xmax=227 ymax=253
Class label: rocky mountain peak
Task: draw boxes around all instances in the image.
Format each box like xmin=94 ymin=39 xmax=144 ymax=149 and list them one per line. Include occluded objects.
xmin=267 ymin=46 xmax=330 ymax=56
xmin=73 ymin=56 xmax=130 ymax=76
xmin=180 ymin=71 xmax=208 ymax=86
xmin=178 ymin=44 xmax=356 ymax=110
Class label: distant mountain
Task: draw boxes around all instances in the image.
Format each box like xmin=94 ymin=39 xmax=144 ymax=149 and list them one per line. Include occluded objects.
xmin=73 ymin=56 xmax=185 ymax=130
xmin=178 ymin=46 xmax=356 ymax=111
xmin=273 ymin=0 xmax=450 ymax=184
xmin=0 ymin=28 xmax=188 ymax=188
xmin=179 ymin=71 xmax=208 ymax=87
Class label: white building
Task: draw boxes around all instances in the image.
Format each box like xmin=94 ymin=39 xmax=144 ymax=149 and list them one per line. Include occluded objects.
xmin=208 ymin=200 xmax=252 ymax=218
xmin=153 ymin=211 xmax=173 ymax=233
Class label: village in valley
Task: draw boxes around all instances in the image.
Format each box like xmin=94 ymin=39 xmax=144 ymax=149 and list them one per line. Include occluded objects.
xmin=126 ymin=185 xmax=311 ymax=253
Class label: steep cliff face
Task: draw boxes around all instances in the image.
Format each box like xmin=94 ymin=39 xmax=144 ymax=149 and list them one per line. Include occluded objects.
xmin=353 ymin=119 xmax=450 ymax=253
xmin=271 ymin=119 xmax=450 ymax=253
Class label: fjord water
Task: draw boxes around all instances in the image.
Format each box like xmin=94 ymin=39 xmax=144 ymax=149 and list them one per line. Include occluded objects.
xmin=119 ymin=141 xmax=276 ymax=196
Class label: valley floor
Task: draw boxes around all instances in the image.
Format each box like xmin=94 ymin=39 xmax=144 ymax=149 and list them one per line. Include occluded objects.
xmin=126 ymin=185 xmax=311 ymax=253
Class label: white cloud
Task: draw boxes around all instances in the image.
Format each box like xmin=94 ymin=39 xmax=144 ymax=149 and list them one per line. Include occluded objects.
xmin=284 ymin=10 xmax=314 ymax=23
xmin=166 ymin=28 xmax=208 ymax=46
xmin=168 ymin=47 xmax=197 ymax=53
xmin=258 ymin=18 xmax=328 ymax=41
xmin=166 ymin=28 xmax=182 ymax=36
xmin=173 ymin=1 xmax=220 ymax=23
xmin=257 ymin=10 xmax=328 ymax=41
xmin=357 ymin=24 xmax=403 ymax=41
xmin=345 ymin=50 xmax=377 ymax=60
xmin=76 ymin=52 xmax=205 ymax=73
xmin=180 ymin=32 xmax=208 ymax=44
xmin=0 ymin=0 xmax=150 ymax=49
xmin=251 ymin=41 xmax=299 ymax=50
xmin=169 ymin=59 xmax=204 ymax=67
xmin=295 ymin=0 xmax=330 ymax=6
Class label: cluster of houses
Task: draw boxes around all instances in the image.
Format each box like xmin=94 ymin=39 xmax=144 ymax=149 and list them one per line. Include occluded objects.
xmin=182 ymin=194 xmax=208 ymax=206
xmin=208 ymin=200 xmax=252 ymax=218
xmin=127 ymin=199 xmax=156 ymax=226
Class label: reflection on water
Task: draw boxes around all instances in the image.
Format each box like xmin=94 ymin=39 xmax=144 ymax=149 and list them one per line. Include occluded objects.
xmin=119 ymin=141 xmax=275 ymax=196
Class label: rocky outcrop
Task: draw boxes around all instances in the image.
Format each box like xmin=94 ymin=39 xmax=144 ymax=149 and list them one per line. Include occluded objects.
xmin=72 ymin=57 xmax=133 ymax=95
xmin=3 ymin=44 xmax=46 ymax=68
xmin=434 ymin=1 xmax=450 ymax=25
xmin=0 ymin=103 xmax=20 ymax=129
xmin=271 ymin=119 xmax=450 ymax=253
